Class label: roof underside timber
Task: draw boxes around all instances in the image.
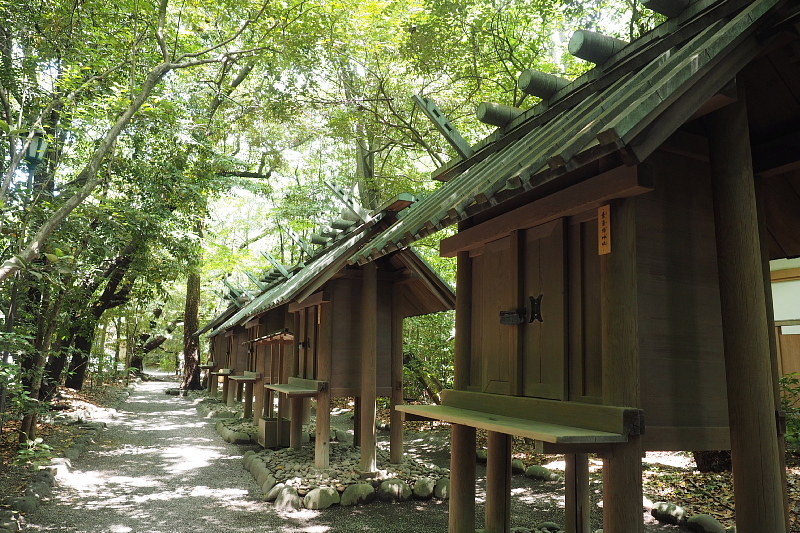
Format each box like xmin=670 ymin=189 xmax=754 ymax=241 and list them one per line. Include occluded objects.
xmin=353 ymin=0 xmax=800 ymax=264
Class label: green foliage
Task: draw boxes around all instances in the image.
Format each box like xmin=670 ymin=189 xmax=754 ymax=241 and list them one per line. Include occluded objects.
xmin=780 ymin=372 xmax=800 ymax=447
xmin=403 ymin=310 xmax=455 ymax=402
xmin=14 ymin=437 xmax=53 ymax=467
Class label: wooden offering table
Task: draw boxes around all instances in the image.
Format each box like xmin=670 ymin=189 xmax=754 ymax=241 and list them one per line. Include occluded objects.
xmin=228 ymin=372 xmax=260 ymax=418
xmin=209 ymin=368 xmax=231 ymax=399
xmin=264 ymin=377 xmax=328 ymax=450
xmin=200 ymin=364 xmax=214 ymax=392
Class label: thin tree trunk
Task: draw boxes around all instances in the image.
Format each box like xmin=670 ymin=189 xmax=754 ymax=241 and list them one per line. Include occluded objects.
xmin=182 ymin=268 xmax=202 ymax=390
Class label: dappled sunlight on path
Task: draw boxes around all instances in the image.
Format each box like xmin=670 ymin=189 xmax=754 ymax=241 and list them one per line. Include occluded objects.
xmin=26 ymin=379 xmax=584 ymax=532
xmin=25 ymin=380 xmax=455 ymax=533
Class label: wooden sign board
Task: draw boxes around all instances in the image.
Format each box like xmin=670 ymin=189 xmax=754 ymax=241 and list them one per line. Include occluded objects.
xmin=598 ymin=205 xmax=611 ymax=255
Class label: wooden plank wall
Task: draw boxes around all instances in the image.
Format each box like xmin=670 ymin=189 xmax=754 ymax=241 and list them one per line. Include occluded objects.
xmin=328 ymin=276 xmax=393 ymax=396
xmin=635 ymin=150 xmax=729 ymax=450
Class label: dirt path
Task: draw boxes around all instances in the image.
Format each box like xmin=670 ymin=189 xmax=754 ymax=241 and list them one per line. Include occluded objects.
xmin=25 ymin=379 xmax=676 ymax=532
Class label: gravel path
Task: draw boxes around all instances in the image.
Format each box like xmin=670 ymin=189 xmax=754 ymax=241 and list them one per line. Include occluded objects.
xmin=26 ymin=379 xmax=675 ymax=532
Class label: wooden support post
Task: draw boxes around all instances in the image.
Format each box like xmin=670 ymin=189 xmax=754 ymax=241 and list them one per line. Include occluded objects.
xmin=276 ymin=393 xmax=285 ymax=447
xmin=360 ymin=261 xmax=378 ymax=473
xmin=485 ymin=431 xmax=511 ymax=533
xmin=565 ymin=453 xmax=591 ymax=533
xmin=353 ymin=397 xmax=361 ymax=447
xmin=450 ymin=423 xmax=477 ymax=533
xmin=757 ymin=178 xmax=791 ymax=533
xmin=290 ymin=397 xmax=303 ymax=450
xmin=236 ymin=381 xmax=244 ymax=402
xmin=600 ymin=197 xmax=642 ymax=533
xmin=223 ymin=376 xmax=233 ymax=407
xmin=390 ymin=283 xmax=404 ymax=464
xmin=243 ymin=381 xmax=254 ymax=419
xmin=210 ymin=373 xmax=218 ymax=398
xmin=316 ymin=302 xmax=333 ymax=468
xmin=708 ymin=86 xmax=788 ymax=533
xmin=454 ymin=251 xmax=472 ymax=390
xmin=253 ymin=376 xmax=265 ymax=423
xmin=292 ymin=312 xmax=300 ymax=379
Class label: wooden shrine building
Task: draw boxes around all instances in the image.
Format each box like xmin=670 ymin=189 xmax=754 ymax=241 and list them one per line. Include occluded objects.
xmin=354 ymin=0 xmax=800 ymax=531
xmin=206 ymin=190 xmax=455 ymax=470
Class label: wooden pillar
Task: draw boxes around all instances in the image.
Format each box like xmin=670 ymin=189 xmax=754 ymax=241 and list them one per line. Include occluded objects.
xmin=359 ymin=261 xmax=378 ymax=473
xmin=253 ymin=351 xmax=265 ymax=422
xmin=565 ymin=453 xmax=591 ymax=533
xmin=708 ymin=87 xmax=787 ymax=533
xmin=222 ymin=376 xmax=233 ymax=406
xmin=450 ymin=423 xmax=476 ymax=533
xmin=235 ymin=381 xmax=244 ymax=402
xmin=276 ymin=393 xmax=285 ymax=447
xmin=290 ymin=397 xmax=303 ymax=449
xmin=316 ymin=302 xmax=333 ymax=468
xmin=353 ymin=397 xmax=361 ymax=447
xmin=390 ymin=283 xmax=404 ymax=464
xmin=451 ymin=249 xmax=476 ymax=532
xmin=454 ymin=251 xmax=472 ymax=389
xmin=210 ymin=373 xmax=218 ymax=398
xmin=600 ymin=197 xmax=642 ymax=533
xmin=485 ymin=431 xmax=511 ymax=533
xmin=757 ymin=178 xmax=791 ymax=533
xmin=243 ymin=381 xmax=254 ymax=419
xmin=291 ymin=312 xmax=301 ymax=379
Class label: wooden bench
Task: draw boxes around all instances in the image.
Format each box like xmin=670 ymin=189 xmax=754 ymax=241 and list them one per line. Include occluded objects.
xmin=396 ymin=389 xmax=643 ymax=449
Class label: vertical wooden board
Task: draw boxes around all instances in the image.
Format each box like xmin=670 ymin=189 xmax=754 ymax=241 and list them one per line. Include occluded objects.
xmin=329 ymin=278 xmax=360 ymax=391
xmin=307 ymin=305 xmax=318 ymax=379
xmin=568 ymin=223 xmax=586 ymax=401
xmin=376 ymin=279 xmax=394 ymax=390
xmin=472 ymin=237 xmax=516 ymax=395
xmin=522 ymin=220 xmax=567 ymax=400
xmin=236 ymin=328 xmax=249 ymax=372
xmin=469 ymin=254 xmax=484 ymax=388
xmin=455 ymin=251 xmax=473 ymax=390
xmin=298 ymin=309 xmax=307 ymax=378
xmin=580 ymin=218 xmax=603 ymax=400
xmin=635 ymin=150 xmax=729 ymax=437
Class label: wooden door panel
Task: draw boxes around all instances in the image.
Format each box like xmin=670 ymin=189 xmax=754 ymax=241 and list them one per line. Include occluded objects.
xmin=522 ymin=220 xmax=567 ymax=400
xmin=471 ymin=236 xmax=516 ymax=395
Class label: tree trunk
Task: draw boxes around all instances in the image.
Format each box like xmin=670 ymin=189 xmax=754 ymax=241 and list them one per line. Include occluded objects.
xmin=692 ymin=451 xmax=732 ymax=473
xmin=182 ymin=268 xmax=202 ymax=390
xmin=64 ymin=317 xmax=98 ymax=390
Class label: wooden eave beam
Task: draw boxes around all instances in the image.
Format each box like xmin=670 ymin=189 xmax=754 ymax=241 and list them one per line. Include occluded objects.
xmin=288 ymin=291 xmax=330 ymax=312
xmin=440 ymin=165 xmax=651 ymax=257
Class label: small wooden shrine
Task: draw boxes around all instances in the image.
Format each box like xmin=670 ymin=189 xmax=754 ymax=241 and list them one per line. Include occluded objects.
xmin=354 ymin=0 xmax=799 ymax=531
xmin=205 ymin=273 xmax=296 ymax=427
xmin=207 ymin=188 xmax=455 ymax=470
